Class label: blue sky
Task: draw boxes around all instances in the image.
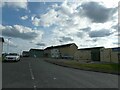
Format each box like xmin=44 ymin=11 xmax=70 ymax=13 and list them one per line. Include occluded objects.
xmin=0 ymin=0 xmax=119 ymax=54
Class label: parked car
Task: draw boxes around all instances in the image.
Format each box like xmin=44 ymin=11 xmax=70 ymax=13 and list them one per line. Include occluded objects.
xmin=5 ymin=53 xmax=20 ymax=62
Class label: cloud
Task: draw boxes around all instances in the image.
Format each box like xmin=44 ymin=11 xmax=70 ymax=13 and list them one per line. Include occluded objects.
xmin=89 ymin=29 xmax=112 ymax=38
xmin=0 ymin=24 xmax=44 ymax=40
xmin=21 ymin=15 xmax=28 ymax=20
xmin=35 ymin=43 xmax=46 ymax=46
xmin=31 ymin=1 xmax=81 ymax=27
xmin=4 ymin=38 xmax=18 ymax=47
xmin=76 ymin=31 xmax=86 ymax=38
xmin=80 ymin=27 xmax=91 ymax=32
xmin=59 ymin=36 xmax=73 ymax=42
xmin=2 ymin=0 xmax=28 ymax=10
xmin=32 ymin=9 xmax=58 ymax=27
xmin=80 ymin=1 xmax=117 ymax=23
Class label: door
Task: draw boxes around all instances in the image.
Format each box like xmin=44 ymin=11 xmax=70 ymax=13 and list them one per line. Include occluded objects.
xmin=91 ymin=49 xmax=100 ymax=61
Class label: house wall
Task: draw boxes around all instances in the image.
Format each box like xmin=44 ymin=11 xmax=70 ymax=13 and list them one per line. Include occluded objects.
xmin=44 ymin=49 xmax=51 ymax=58
xmin=44 ymin=44 xmax=78 ymax=59
xmin=111 ymin=48 xmax=119 ymax=63
xmin=29 ymin=50 xmax=44 ymax=58
xmin=100 ymin=48 xmax=119 ymax=63
xmin=59 ymin=44 xmax=78 ymax=59
xmin=74 ymin=50 xmax=91 ymax=60
xmin=51 ymin=49 xmax=60 ymax=58
xmin=100 ymin=48 xmax=111 ymax=62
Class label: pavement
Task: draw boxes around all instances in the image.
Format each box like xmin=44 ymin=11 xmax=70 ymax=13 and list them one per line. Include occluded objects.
xmin=2 ymin=57 xmax=119 ymax=88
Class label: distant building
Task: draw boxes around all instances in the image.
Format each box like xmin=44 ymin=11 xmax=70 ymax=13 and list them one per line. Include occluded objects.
xmin=29 ymin=49 xmax=44 ymax=58
xmin=44 ymin=43 xmax=78 ymax=59
xmin=74 ymin=47 xmax=104 ymax=61
xmin=0 ymin=37 xmax=4 ymax=57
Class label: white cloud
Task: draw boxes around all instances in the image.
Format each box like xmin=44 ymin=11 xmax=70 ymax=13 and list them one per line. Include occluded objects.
xmin=2 ymin=0 xmax=118 ymax=49
xmin=32 ymin=17 xmax=41 ymax=26
xmin=0 ymin=24 xmax=44 ymax=40
xmin=21 ymin=15 xmax=28 ymax=20
xmin=30 ymin=1 xmax=118 ymax=48
xmin=4 ymin=38 xmax=18 ymax=47
xmin=32 ymin=9 xmax=58 ymax=27
xmin=1 ymin=0 xmax=28 ymax=10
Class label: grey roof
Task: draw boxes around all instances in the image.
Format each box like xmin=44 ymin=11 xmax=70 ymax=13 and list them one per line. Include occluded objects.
xmin=78 ymin=47 xmax=104 ymax=50
xmin=44 ymin=43 xmax=77 ymax=50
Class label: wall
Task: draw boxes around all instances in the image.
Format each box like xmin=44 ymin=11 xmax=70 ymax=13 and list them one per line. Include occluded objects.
xmin=74 ymin=50 xmax=91 ymax=60
xmin=111 ymin=48 xmax=119 ymax=63
xmin=51 ymin=49 xmax=60 ymax=58
xmin=100 ymin=48 xmax=119 ymax=63
xmin=44 ymin=49 xmax=51 ymax=58
xmin=44 ymin=44 xmax=78 ymax=59
xmin=29 ymin=50 xmax=44 ymax=58
xmin=59 ymin=44 xmax=78 ymax=59
xmin=100 ymin=48 xmax=111 ymax=62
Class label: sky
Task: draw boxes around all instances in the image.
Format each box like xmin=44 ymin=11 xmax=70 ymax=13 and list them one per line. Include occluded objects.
xmin=0 ymin=0 xmax=119 ymax=54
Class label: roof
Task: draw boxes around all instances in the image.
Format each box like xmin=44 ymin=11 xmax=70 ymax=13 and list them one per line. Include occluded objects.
xmin=0 ymin=37 xmax=4 ymax=42
xmin=22 ymin=51 xmax=29 ymax=53
xmin=29 ymin=49 xmax=44 ymax=51
xmin=111 ymin=47 xmax=120 ymax=51
xmin=44 ymin=43 xmax=77 ymax=50
xmin=78 ymin=47 xmax=104 ymax=50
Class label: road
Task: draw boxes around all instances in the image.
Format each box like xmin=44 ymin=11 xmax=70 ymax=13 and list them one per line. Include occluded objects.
xmin=2 ymin=57 xmax=118 ymax=88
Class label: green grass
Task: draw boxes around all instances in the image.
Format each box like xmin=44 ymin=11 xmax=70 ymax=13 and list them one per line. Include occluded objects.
xmin=46 ymin=59 xmax=119 ymax=74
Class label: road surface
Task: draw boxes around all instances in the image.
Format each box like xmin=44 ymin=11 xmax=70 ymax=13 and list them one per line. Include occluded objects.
xmin=2 ymin=57 xmax=119 ymax=88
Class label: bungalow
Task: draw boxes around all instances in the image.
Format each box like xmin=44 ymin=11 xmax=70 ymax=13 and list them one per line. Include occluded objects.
xmin=44 ymin=43 xmax=78 ymax=59
xmin=0 ymin=37 xmax=4 ymax=57
xmin=74 ymin=47 xmax=104 ymax=61
xmin=29 ymin=49 xmax=44 ymax=58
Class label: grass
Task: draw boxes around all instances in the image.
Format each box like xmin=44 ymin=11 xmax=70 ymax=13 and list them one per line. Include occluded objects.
xmin=45 ymin=59 xmax=120 ymax=74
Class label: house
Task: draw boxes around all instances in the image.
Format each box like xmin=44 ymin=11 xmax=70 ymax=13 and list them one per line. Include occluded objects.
xmin=44 ymin=43 xmax=78 ymax=59
xmin=0 ymin=37 xmax=4 ymax=57
xmin=74 ymin=47 xmax=104 ymax=61
xmin=22 ymin=51 xmax=29 ymax=57
xmin=100 ymin=47 xmax=119 ymax=63
xmin=29 ymin=49 xmax=44 ymax=58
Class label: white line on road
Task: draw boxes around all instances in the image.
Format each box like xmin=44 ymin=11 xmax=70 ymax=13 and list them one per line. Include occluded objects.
xmin=29 ymin=63 xmax=35 ymax=80
xmin=28 ymin=63 xmax=37 ymax=89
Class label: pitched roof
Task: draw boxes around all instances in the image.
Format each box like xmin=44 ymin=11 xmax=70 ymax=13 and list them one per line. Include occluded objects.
xmin=0 ymin=37 xmax=4 ymax=42
xmin=44 ymin=43 xmax=77 ymax=50
xmin=78 ymin=47 xmax=104 ymax=50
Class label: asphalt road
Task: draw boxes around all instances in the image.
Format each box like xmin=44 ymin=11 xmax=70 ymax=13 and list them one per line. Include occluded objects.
xmin=2 ymin=57 xmax=119 ymax=88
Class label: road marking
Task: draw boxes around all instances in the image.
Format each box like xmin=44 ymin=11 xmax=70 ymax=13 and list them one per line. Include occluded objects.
xmin=29 ymin=63 xmax=35 ymax=80
xmin=53 ymin=77 xmax=56 ymax=80
xmin=34 ymin=85 xmax=37 ymax=90
xmin=28 ymin=63 xmax=37 ymax=89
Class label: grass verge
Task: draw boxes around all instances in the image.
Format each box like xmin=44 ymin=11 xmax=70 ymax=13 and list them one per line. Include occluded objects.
xmin=45 ymin=59 xmax=120 ymax=75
